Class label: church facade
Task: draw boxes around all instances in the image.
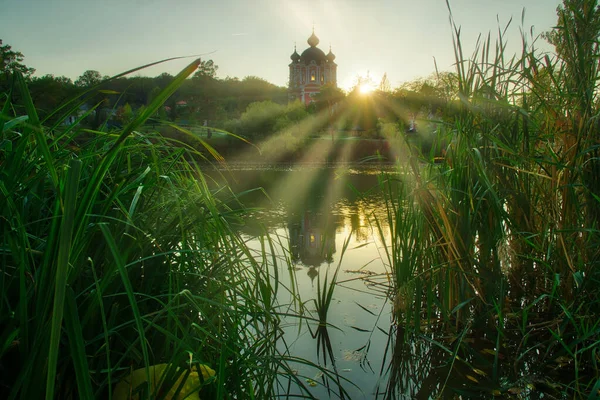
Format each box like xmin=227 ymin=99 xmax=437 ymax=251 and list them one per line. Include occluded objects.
xmin=288 ymin=30 xmax=337 ymax=105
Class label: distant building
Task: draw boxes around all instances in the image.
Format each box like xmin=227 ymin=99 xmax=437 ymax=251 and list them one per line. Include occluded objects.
xmin=288 ymin=29 xmax=337 ymax=105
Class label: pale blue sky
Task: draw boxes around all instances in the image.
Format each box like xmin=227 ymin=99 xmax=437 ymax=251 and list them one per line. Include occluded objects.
xmin=1 ymin=0 xmax=561 ymax=90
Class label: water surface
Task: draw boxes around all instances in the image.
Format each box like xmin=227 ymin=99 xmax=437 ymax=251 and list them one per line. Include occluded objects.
xmin=213 ymin=166 xmax=474 ymax=399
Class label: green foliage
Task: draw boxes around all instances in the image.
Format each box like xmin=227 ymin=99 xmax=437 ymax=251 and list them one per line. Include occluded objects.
xmin=375 ymin=1 xmax=600 ymax=397
xmin=229 ymin=100 xmax=308 ymax=140
xmin=312 ymin=84 xmax=345 ymax=113
xmin=74 ymin=69 xmax=104 ymax=87
xmin=115 ymin=102 xmax=134 ymax=124
xmin=67 ymin=64 xmax=288 ymax=126
xmin=0 ymin=62 xmax=317 ymax=400
xmin=0 ymin=39 xmax=35 ymax=77
xmin=28 ymin=74 xmax=78 ymax=120
xmin=192 ymin=59 xmax=218 ymax=79
xmin=239 ymin=100 xmax=286 ymax=137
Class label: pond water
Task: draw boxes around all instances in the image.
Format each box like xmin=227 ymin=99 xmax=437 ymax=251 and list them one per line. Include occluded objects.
xmin=212 ymin=166 xmax=477 ymax=399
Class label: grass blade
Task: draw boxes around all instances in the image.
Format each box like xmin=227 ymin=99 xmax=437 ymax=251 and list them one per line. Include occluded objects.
xmin=46 ymin=159 xmax=82 ymax=400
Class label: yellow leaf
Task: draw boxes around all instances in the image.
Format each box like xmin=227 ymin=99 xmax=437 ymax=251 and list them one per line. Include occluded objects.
xmin=481 ymin=348 xmax=504 ymax=359
xmin=472 ymin=368 xmax=487 ymax=377
xmin=113 ymin=363 xmax=215 ymax=400
xmin=492 ymin=390 xmax=501 ymax=396
xmin=466 ymin=375 xmax=479 ymax=383
xmin=554 ymin=356 xmax=571 ymax=365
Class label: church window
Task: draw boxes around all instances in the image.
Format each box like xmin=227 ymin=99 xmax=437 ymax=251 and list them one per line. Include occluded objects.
xmin=320 ymin=74 xmax=324 ymax=83
xmin=310 ymin=71 xmax=316 ymax=82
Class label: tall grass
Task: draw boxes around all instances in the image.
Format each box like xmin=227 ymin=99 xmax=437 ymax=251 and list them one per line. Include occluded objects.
xmin=376 ymin=1 xmax=600 ymax=397
xmin=0 ymin=61 xmax=317 ymax=399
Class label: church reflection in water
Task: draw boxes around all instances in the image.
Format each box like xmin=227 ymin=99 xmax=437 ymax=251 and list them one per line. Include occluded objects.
xmin=287 ymin=208 xmax=340 ymax=284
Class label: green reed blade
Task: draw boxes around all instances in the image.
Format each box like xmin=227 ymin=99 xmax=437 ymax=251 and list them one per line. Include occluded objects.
xmin=15 ymin=72 xmax=59 ymax=188
xmin=99 ymin=223 xmax=151 ymax=393
xmin=64 ymin=288 xmax=94 ymax=399
xmin=46 ymin=158 xmax=81 ymax=400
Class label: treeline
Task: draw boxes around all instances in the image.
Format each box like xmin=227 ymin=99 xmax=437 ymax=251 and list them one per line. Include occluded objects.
xmin=0 ymin=49 xmax=287 ymax=129
xmin=1 ymin=38 xmax=462 ymax=149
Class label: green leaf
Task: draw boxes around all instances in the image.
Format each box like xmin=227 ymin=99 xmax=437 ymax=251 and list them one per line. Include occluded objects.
xmin=46 ymin=159 xmax=82 ymax=400
xmin=75 ymin=58 xmax=201 ymax=243
xmin=15 ymin=71 xmax=59 ymax=188
xmin=451 ymin=297 xmax=474 ymax=315
xmin=100 ymin=224 xmax=151 ymax=395
xmin=64 ymin=288 xmax=94 ymax=399
xmin=2 ymin=115 xmax=29 ymax=132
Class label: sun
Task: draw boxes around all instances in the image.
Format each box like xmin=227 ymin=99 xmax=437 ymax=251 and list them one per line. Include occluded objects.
xmin=359 ymin=82 xmax=376 ymax=95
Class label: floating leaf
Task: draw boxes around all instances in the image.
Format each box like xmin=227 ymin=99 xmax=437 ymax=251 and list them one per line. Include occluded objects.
xmin=306 ymin=379 xmax=317 ymax=387
xmin=342 ymin=349 xmax=364 ymax=362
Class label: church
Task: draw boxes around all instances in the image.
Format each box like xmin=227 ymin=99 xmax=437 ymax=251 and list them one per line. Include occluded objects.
xmin=288 ymin=30 xmax=337 ymax=105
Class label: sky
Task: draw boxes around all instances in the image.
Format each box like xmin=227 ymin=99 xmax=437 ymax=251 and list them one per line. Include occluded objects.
xmin=1 ymin=0 xmax=561 ymax=91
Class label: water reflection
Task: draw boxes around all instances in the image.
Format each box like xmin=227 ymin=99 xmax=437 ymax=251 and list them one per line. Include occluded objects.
xmin=288 ymin=209 xmax=337 ymax=273
xmin=210 ymin=167 xmax=498 ymax=399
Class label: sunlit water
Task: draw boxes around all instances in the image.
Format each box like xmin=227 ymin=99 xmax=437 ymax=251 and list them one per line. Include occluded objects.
xmin=210 ymin=166 xmax=476 ymax=399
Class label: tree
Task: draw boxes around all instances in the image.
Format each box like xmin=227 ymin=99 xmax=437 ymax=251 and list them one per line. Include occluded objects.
xmin=75 ymin=70 xmax=103 ymax=87
xmin=155 ymin=72 xmax=174 ymax=89
xmin=192 ymin=59 xmax=218 ymax=79
xmin=115 ymin=103 xmax=134 ymax=125
xmin=313 ymin=84 xmax=345 ymax=115
xmin=0 ymin=39 xmax=35 ymax=78
xmin=378 ymin=73 xmax=391 ymax=93
xmin=543 ymin=0 xmax=600 ymax=61
xmin=29 ymin=74 xmax=76 ymax=118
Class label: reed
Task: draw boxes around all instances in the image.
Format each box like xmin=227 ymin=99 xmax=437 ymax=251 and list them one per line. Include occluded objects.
xmin=0 ymin=61 xmax=317 ymax=399
xmin=376 ymin=1 xmax=600 ymax=397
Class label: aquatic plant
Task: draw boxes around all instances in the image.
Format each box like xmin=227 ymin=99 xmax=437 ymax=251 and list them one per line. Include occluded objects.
xmin=0 ymin=59 xmax=320 ymax=399
xmin=371 ymin=1 xmax=600 ymax=397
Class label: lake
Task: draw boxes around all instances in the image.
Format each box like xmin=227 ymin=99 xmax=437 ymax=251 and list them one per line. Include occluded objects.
xmin=209 ymin=165 xmax=484 ymax=399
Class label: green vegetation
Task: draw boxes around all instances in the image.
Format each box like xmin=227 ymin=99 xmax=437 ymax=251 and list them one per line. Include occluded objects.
xmin=369 ymin=1 xmax=600 ymax=397
xmin=2 ymin=0 xmax=600 ymax=398
xmin=0 ymin=60 xmax=325 ymax=399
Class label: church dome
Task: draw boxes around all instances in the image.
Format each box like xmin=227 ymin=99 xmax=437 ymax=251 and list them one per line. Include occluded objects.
xmin=326 ymin=47 xmax=336 ymax=62
xmin=300 ymin=46 xmax=327 ymax=64
xmin=297 ymin=29 xmax=327 ymax=64
xmin=290 ymin=47 xmax=300 ymax=62
xmin=307 ymin=30 xmax=320 ymax=47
